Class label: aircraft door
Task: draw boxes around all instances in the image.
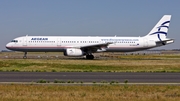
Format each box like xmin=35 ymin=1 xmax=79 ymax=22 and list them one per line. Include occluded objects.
xmin=57 ymin=38 xmax=61 ymax=46
xmin=23 ymin=36 xmax=27 ymax=46
xmin=143 ymin=38 xmax=148 ymax=47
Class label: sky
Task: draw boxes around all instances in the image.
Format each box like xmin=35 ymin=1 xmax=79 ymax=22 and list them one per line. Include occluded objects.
xmin=0 ymin=0 xmax=179 ymax=50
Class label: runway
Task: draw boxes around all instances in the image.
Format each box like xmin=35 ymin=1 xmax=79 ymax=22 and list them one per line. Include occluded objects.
xmin=0 ymin=72 xmax=180 ymax=83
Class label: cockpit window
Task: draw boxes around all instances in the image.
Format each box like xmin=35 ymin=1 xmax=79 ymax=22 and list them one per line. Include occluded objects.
xmin=11 ymin=40 xmax=18 ymax=43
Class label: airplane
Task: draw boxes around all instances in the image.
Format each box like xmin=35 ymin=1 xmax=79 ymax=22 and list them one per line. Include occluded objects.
xmin=6 ymin=15 xmax=174 ymax=59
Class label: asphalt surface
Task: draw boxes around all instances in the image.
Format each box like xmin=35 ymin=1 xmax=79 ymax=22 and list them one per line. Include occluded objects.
xmin=0 ymin=72 xmax=180 ymax=83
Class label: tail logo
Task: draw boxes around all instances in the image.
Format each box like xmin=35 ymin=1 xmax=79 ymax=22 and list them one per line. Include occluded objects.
xmin=149 ymin=21 xmax=170 ymax=41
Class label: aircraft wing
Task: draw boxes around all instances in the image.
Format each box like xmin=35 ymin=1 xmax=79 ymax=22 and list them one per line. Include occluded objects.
xmin=78 ymin=42 xmax=113 ymax=52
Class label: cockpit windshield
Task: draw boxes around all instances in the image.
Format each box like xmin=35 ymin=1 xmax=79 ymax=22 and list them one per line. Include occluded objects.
xmin=11 ymin=40 xmax=18 ymax=43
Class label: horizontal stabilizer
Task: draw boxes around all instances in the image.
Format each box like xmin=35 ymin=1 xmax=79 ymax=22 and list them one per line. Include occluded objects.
xmin=156 ymin=39 xmax=174 ymax=45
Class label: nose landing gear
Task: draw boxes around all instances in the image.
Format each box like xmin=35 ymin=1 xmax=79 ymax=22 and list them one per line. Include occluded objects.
xmin=23 ymin=52 xmax=27 ymax=59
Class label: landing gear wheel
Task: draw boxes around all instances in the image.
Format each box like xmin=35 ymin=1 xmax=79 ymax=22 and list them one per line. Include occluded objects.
xmin=86 ymin=55 xmax=94 ymax=60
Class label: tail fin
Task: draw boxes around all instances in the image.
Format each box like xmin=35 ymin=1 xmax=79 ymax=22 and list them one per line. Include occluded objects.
xmin=145 ymin=15 xmax=171 ymax=41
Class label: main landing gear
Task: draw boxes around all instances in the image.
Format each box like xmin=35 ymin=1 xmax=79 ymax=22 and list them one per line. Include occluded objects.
xmin=86 ymin=55 xmax=94 ymax=60
xmin=23 ymin=52 xmax=27 ymax=59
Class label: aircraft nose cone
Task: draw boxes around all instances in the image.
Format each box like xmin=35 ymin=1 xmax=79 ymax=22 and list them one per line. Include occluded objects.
xmin=6 ymin=43 xmax=11 ymax=49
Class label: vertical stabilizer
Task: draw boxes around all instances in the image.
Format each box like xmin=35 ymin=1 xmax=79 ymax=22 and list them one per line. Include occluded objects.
xmin=145 ymin=15 xmax=171 ymax=41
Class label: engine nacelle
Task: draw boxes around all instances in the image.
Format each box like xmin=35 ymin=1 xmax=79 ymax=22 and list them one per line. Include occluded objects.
xmin=64 ymin=48 xmax=85 ymax=57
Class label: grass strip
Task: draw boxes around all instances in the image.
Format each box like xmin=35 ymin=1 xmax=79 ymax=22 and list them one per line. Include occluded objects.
xmin=0 ymin=84 xmax=180 ymax=101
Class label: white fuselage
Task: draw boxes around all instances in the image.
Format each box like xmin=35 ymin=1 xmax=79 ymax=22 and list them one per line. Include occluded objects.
xmin=6 ymin=36 xmax=157 ymax=52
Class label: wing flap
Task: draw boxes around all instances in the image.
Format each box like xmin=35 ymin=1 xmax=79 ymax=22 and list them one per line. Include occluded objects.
xmin=77 ymin=42 xmax=113 ymax=52
xmin=81 ymin=42 xmax=112 ymax=48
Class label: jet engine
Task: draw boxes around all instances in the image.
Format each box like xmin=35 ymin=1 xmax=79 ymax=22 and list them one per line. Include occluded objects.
xmin=64 ymin=48 xmax=85 ymax=57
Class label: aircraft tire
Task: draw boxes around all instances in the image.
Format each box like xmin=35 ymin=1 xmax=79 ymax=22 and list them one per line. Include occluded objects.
xmin=23 ymin=56 xmax=27 ymax=59
xmin=86 ymin=55 xmax=94 ymax=60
